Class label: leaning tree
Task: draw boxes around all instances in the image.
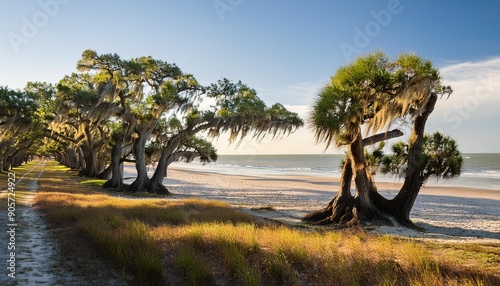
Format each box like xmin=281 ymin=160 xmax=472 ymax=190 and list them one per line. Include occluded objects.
xmin=147 ymin=79 xmax=304 ymax=194
xmin=304 ymin=52 xmax=459 ymax=227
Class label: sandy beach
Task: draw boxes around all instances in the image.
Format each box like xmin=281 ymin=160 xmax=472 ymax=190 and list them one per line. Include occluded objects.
xmin=145 ymin=165 xmax=500 ymax=243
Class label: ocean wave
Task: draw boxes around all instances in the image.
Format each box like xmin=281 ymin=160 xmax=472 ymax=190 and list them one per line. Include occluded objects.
xmin=462 ymin=171 xmax=500 ymax=178
xmin=278 ymin=167 xmax=313 ymax=171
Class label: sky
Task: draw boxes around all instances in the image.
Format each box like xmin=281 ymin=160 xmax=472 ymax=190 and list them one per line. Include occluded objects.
xmin=1 ymin=0 xmax=499 ymax=154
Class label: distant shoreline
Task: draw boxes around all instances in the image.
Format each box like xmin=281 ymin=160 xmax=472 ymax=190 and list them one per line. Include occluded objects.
xmin=170 ymin=156 xmax=500 ymax=192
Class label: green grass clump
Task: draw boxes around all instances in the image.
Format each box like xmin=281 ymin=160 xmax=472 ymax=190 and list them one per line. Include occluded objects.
xmin=263 ymin=248 xmax=299 ymax=285
xmin=176 ymin=246 xmax=213 ymax=286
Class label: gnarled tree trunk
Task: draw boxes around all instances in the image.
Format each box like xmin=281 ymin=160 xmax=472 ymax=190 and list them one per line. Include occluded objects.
xmin=349 ymin=131 xmax=383 ymax=221
xmin=129 ymin=134 xmax=150 ymax=192
xmin=305 ymin=129 xmax=404 ymax=226
xmin=103 ymin=142 xmax=124 ymax=189
xmin=303 ymin=158 xmax=354 ymax=224
xmin=372 ymin=93 xmax=438 ymax=226
xmin=148 ymin=149 xmax=170 ymax=195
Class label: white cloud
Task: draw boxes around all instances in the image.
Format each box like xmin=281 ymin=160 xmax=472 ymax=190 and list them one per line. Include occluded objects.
xmin=284 ymin=104 xmax=311 ymax=118
xmin=434 ymin=57 xmax=500 ymax=122
xmin=429 ymin=57 xmax=500 ymax=152
xmin=257 ymin=81 xmax=325 ymax=106
xmin=440 ymin=57 xmax=500 ymax=82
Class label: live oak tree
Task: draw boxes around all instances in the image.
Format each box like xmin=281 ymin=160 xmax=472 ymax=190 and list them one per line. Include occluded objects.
xmin=50 ymin=73 xmax=120 ymax=177
xmin=74 ymin=50 xmax=304 ymax=194
xmin=145 ymin=116 xmax=218 ymax=194
xmin=147 ymin=79 xmax=304 ymax=194
xmin=76 ymin=50 xmax=137 ymax=188
xmin=0 ymin=86 xmax=41 ymax=170
xmin=75 ymin=50 xmax=196 ymax=191
xmin=304 ymin=52 xmax=458 ymax=227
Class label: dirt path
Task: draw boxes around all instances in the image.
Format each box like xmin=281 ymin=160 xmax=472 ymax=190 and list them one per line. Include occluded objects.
xmin=0 ymin=161 xmax=87 ymax=285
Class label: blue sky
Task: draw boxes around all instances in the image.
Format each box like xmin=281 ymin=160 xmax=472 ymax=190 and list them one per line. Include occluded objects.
xmin=1 ymin=0 xmax=499 ymax=154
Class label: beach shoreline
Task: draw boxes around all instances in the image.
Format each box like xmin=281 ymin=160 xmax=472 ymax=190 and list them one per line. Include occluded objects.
xmin=153 ymin=165 xmax=500 ymax=243
xmin=168 ymin=165 xmax=500 ymax=200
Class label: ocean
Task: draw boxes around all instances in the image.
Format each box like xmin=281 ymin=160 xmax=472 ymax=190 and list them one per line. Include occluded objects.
xmin=173 ymin=153 xmax=500 ymax=191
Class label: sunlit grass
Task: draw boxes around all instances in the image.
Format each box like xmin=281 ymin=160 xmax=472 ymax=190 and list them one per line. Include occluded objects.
xmin=80 ymin=179 xmax=107 ymax=187
xmin=33 ymin=160 xmax=500 ymax=285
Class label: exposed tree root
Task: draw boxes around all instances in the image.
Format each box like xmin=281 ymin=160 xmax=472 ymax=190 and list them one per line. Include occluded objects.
xmin=303 ymin=195 xmax=401 ymax=229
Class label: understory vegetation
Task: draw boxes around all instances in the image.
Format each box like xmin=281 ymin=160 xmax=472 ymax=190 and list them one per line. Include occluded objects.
xmin=27 ymin=161 xmax=500 ymax=286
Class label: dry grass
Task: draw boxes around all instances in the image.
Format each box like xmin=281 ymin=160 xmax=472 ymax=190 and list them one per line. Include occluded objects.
xmin=30 ymin=161 xmax=500 ymax=286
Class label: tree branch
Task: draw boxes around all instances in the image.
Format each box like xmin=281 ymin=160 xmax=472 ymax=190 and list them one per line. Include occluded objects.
xmin=362 ymin=129 xmax=404 ymax=147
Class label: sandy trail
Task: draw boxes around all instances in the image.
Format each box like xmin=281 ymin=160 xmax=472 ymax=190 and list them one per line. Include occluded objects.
xmin=1 ymin=162 xmax=86 ymax=285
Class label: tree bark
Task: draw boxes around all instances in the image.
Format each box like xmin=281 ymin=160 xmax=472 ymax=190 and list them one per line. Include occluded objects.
xmin=362 ymin=129 xmax=403 ymax=147
xmin=78 ymin=123 xmax=100 ymax=177
xmin=148 ymin=149 xmax=170 ymax=195
xmin=304 ymin=129 xmax=399 ymax=225
xmin=79 ymin=143 xmax=93 ymax=176
xmin=0 ymin=142 xmax=4 ymax=171
xmin=349 ymin=130 xmax=383 ymax=221
xmin=147 ymin=126 xmax=194 ymax=194
xmin=103 ymin=142 xmax=124 ymax=189
xmin=129 ymin=134 xmax=150 ymax=192
xmin=391 ymin=93 xmax=437 ymax=224
xmin=65 ymin=147 xmax=80 ymax=170
xmin=303 ymin=158 xmax=354 ymax=224
xmin=2 ymin=140 xmax=14 ymax=171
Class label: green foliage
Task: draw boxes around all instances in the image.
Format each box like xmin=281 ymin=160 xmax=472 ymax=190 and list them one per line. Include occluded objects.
xmin=176 ymin=247 xmax=214 ymax=285
xmin=365 ymin=142 xmax=385 ymax=175
xmin=379 ymin=132 xmax=463 ymax=184
xmin=178 ymin=137 xmax=218 ymax=163
xmin=421 ymin=132 xmax=463 ymax=181
xmin=207 ymin=78 xmax=303 ymax=144
xmin=0 ymin=85 xmax=44 ymax=169
xmin=28 ymin=83 xmax=57 ymax=122
xmin=311 ymin=85 xmax=361 ymax=147
xmin=0 ymin=85 xmax=39 ymax=120
xmin=310 ymin=52 xmax=451 ymax=148
xmin=209 ymin=78 xmax=266 ymax=118
xmin=380 ymin=141 xmax=408 ymax=176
